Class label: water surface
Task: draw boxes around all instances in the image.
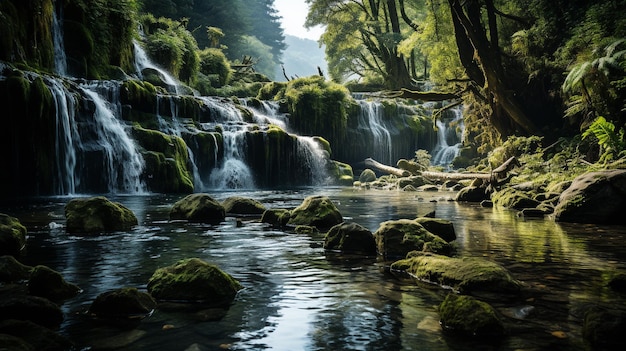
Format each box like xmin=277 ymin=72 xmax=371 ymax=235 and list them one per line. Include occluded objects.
xmin=5 ymin=188 xmax=626 ymax=350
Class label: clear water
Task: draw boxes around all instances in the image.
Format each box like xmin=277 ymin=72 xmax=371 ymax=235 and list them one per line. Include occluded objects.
xmin=5 ymin=188 xmax=626 ymax=351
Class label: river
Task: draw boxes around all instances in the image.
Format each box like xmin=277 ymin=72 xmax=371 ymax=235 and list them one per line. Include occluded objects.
xmin=4 ymin=187 xmax=626 ymax=350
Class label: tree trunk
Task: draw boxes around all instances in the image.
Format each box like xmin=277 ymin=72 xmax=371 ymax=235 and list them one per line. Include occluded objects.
xmin=448 ymin=0 xmax=539 ymax=136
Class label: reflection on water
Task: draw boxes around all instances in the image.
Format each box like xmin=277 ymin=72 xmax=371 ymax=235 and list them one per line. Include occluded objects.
xmin=3 ymin=188 xmax=626 ymax=350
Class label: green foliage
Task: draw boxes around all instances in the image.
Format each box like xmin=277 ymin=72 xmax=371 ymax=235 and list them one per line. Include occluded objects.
xmin=283 ymin=76 xmax=351 ymax=143
xmin=140 ymin=14 xmax=199 ymax=83
xmin=238 ymin=35 xmax=276 ymax=79
xmin=413 ymin=149 xmax=432 ymax=169
xmin=198 ymin=48 xmax=231 ymax=87
xmin=488 ymin=136 xmax=543 ymax=167
xmin=582 ymin=116 xmax=626 ymax=163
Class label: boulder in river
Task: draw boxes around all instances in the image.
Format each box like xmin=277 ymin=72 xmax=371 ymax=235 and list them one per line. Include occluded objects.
xmin=414 ymin=217 xmax=456 ymax=242
xmin=358 ymin=169 xmax=377 ymax=183
xmin=439 ymin=293 xmax=505 ymax=338
xmin=390 ymin=252 xmax=522 ymax=294
xmin=554 ymin=169 xmax=626 ymax=224
xmin=64 ymin=197 xmax=138 ymax=233
xmin=0 ymin=255 xmax=33 ymax=283
xmin=374 ymin=219 xmax=452 ymax=258
xmin=324 ymin=222 xmax=376 ymax=255
xmin=455 ymin=185 xmax=490 ymax=202
xmin=0 ymin=319 xmax=74 ymax=351
xmin=28 ymin=265 xmax=81 ymax=301
xmin=0 ymin=214 xmax=27 ymax=256
xmin=170 ymin=194 xmax=226 ymax=224
xmin=288 ymin=195 xmax=343 ymax=229
xmin=261 ymin=208 xmax=291 ymax=227
xmin=221 ymin=196 xmax=266 ymax=215
xmin=88 ymin=287 xmax=156 ymax=321
xmin=147 ymin=258 xmax=242 ymax=306
xmin=0 ymin=295 xmax=64 ymax=329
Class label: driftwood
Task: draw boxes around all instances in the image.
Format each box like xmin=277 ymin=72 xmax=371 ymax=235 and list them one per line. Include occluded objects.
xmin=364 ymin=156 xmax=520 ymax=185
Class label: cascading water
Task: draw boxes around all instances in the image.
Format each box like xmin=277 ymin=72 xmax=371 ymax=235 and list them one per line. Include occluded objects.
xmin=355 ymin=99 xmax=393 ymax=164
xmin=47 ymin=78 xmax=79 ymax=194
xmin=431 ymin=105 xmax=464 ymax=169
xmin=133 ymin=41 xmax=180 ymax=94
xmin=52 ymin=0 xmax=67 ymax=76
xmin=79 ymin=84 xmax=146 ymax=193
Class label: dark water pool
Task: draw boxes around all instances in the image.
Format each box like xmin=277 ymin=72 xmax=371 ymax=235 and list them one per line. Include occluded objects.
xmin=3 ymin=187 xmax=626 ymax=350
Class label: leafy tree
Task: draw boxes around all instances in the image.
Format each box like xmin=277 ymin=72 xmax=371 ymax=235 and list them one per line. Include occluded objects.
xmin=306 ymin=0 xmax=423 ymax=89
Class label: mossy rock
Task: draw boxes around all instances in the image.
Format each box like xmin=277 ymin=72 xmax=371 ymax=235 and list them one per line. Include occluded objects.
xmin=390 ymin=252 xmax=522 ymax=294
xmin=288 ymin=195 xmax=343 ymax=229
xmin=455 ymin=186 xmax=489 ymax=202
xmin=397 ymin=159 xmax=421 ymax=174
xmin=0 ymin=255 xmax=33 ymax=283
xmin=0 ymin=319 xmax=73 ymax=351
xmin=88 ymin=287 xmax=157 ymax=319
xmin=0 ymin=295 xmax=64 ymax=329
xmin=65 ymin=197 xmax=138 ymax=233
xmin=295 ymin=225 xmax=319 ymax=234
xmin=133 ymin=126 xmax=194 ymax=193
xmin=261 ymin=209 xmax=291 ymax=227
xmin=491 ymin=187 xmax=540 ymax=210
xmin=583 ymin=307 xmax=626 ymax=349
xmin=414 ymin=218 xmax=456 ymax=242
xmin=554 ymin=170 xmax=626 ymax=224
xmin=328 ymin=160 xmax=354 ymax=186
xmin=374 ymin=219 xmax=452 ymax=259
xmin=324 ymin=222 xmax=376 ymax=255
xmin=359 ymin=169 xmax=377 ymax=183
xmin=439 ymin=293 xmax=505 ymax=338
xmin=170 ymin=194 xmax=226 ymax=224
xmin=28 ymin=265 xmax=81 ymax=301
xmin=221 ymin=197 xmax=266 ymax=215
xmin=147 ymin=258 xmax=242 ymax=305
xmin=398 ymin=176 xmax=428 ymax=189
xmin=0 ymin=214 xmax=27 ymax=256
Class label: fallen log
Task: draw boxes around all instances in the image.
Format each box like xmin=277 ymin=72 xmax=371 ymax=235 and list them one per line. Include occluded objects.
xmin=363 ymin=156 xmax=520 ymax=185
xmin=364 ymin=158 xmax=410 ymax=177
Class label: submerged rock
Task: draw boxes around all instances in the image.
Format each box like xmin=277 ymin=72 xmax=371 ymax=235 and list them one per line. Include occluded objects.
xmin=147 ymin=258 xmax=242 ymax=305
xmin=28 ymin=265 xmax=81 ymax=301
xmin=324 ymin=222 xmax=376 ymax=255
xmin=583 ymin=307 xmax=626 ymax=349
xmin=88 ymin=287 xmax=156 ymax=320
xmin=64 ymin=197 xmax=138 ymax=233
xmin=288 ymin=195 xmax=343 ymax=229
xmin=491 ymin=187 xmax=540 ymax=210
xmin=374 ymin=219 xmax=452 ymax=258
xmin=221 ymin=196 xmax=266 ymax=215
xmin=439 ymin=293 xmax=505 ymax=337
xmin=554 ymin=169 xmax=626 ymax=224
xmin=0 ymin=214 xmax=27 ymax=256
xmin=390 ymin=252 xmax=522 ymax=294
xmin=170 ymin=194 xmax=226 ymax=224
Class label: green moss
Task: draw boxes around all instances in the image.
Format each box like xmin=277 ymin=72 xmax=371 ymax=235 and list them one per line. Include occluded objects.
xmin=257 ymin=81 xmax=287 ymax=100
xmin=288 ymin=195 xmax=343 ymax=229
xmin=391 ymin=253 xmax=522 ymax=294
xmin=439 ymin=293 xmax=505 ymax=337
xmin=132 ymin=127 xmax=193 ymax=193
xmin=0 ymin=214 xmax=28 ymax=256
xmin=147 ymin=258 xmax=243 ymax=304
xmin=64 ymin=196 xmax=138 ymax=233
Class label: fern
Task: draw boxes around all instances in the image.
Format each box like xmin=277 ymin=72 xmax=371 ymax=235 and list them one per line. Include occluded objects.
xmin=582 ymin=116 xmax=626 ymax=163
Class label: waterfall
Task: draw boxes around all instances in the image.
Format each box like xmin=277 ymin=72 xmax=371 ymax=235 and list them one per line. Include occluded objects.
xmin=80 ymin=85 xmax=146 ymax=193
xmin=133 ymin=41 xmax=180 ymax=94
xmin=47 ymin=78 xmax=79 ymax=194
xmin=431 ymin=106 xmax=464 ymax=169
xmin=355 ymin=100 xmax=393 ymax=165
xmin=297 ymin=137 xmax=330 ymax=185
xmin=52 ymin=1 xmax=67 ymax=76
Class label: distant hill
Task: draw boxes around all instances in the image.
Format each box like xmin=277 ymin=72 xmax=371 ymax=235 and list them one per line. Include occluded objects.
xmin=275 ymin=35 xmax=328 ymax=81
